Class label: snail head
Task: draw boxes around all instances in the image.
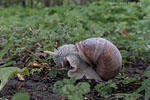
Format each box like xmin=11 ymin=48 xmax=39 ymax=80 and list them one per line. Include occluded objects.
xmin=53 ymin=55 xmax=67 ymax=68
xmin=44 ymin=44 xmax=78 ymax=68
xmin=44 ymin=50 xmax=67 ymax=68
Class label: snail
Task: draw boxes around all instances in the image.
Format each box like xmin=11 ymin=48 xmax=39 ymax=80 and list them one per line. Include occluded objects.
xmin=44 ymin=38 xmax=122 ymax=81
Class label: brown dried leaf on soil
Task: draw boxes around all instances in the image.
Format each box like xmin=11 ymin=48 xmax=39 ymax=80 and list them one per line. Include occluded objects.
xmin=121 ymin=29 xmax=130 ymax=36
xmin=29 ymin=62 xmax=49 ymax=69
xmin=17 ymin=73 xmax=25 ymax=81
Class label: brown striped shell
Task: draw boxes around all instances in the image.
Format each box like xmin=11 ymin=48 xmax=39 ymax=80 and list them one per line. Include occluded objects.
xmin=76 ymin=38 xmax=122 ymax=80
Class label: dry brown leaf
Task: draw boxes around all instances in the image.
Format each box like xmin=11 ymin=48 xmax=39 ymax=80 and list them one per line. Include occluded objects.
xmin=121 ymin=29 xmax=130 ymax=36
xmin=135 ymin=69 xmax=143 ymax=74
xmin=30 ymin=63 xmax=49 ymax=69
xmin=17 ymin=73 xmax=25 ymax=81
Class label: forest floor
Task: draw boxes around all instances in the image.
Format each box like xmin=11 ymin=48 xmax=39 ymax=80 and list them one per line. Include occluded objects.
xmin=0 ymin=59 xmax=146 ymax=100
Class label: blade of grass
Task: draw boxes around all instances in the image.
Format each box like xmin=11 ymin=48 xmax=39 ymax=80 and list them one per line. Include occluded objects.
xmin=0 ymin=41 xmax=13 ymax=60
xmin=0 ymin=61 xmax=15 ymax=68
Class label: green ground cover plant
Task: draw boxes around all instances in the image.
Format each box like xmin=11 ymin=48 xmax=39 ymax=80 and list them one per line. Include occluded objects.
xmin=0 ymin=0 xmax=149 ymax=65
xmin=0 ymin=41 xmax=29 ymax=91
xmin=53 ymin=77 xmax=90 ymax=100
xmin=12 ymin=93 xmax=30 ymax=100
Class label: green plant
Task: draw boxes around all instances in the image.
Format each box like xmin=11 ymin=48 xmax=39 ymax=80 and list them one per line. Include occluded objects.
xmin=95 ymin=80 xmax=118 ymax=98
xmin=0 ymin=1 xmax=150 ymax=66
xmin=128 ymin=67 xmax=150 ymax=100
xmin=53 ymin=77 xmax=90 ymax=100
xmin=118 ymin=77 xmax=141 ymax=85
xmin=0 ymin=98 xmax=8 ymax=100
xmin=48 ymin=69 xmax=58 ymax=78
xmin=0 ymin=41 xmax=29 ymax=91
xmin=12 ymin=93 xmax=30 ymax=100
xmin=30 ymin=68 xmax=43 ymax=75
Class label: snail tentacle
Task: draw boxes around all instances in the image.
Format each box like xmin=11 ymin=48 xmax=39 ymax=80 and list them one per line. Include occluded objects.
xmin=44 ymin=51 xmax=57 ymax=56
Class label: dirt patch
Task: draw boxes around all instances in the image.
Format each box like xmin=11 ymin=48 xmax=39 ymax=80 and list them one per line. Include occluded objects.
xmin=0 ymin=74 xmax=62 ymax=100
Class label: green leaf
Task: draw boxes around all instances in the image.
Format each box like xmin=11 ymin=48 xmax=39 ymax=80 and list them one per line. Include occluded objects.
xmin=119 ymin=77 xmax=140 ymax=85
xmin=0 ymin=98 xmax=8 ymax=100
xmin=145 ymin=90 xmax=150 ymax=100
xmin=61 ymin=84 xmax=75 ymax=96
xmin=12 ymin=93 xmax=30 ymax=100
xmin=144 ymin=70 xmax=150 ymax=78
xmin=95 ymin=80 xmax=118 ymax=98
xmin=0 ymin=61 xmax=15 ymax=68
xmin=68 ymin=76 xmax=77 ymax=84
xmin=53 ymin=81 xmax=64 ymax=93
xmin=0 ymin=41 xmax=13 ymax=60
xmin=95 ymin=83 xmax=104 ymax=91
xmin=0 ymin=67 xmax=29 ymax=91
xmin=76 ymin=82 xmax=90 ymax=94
xmin=129 ymin=92 xmax=141 ymax=100
xmin=63 ymin=77 xmax=77 ymax=84
xmin=53 ymin=78 xmax=90 ymax=100
xmin=48 ymin=69 xmax=58 ymax=78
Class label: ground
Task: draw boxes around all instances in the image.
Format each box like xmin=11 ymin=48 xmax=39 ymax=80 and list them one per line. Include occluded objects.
xmin=0 ymin=74 xmax=62 ymax=100
xmin=0 ymin=63 xmax=146 ymax=100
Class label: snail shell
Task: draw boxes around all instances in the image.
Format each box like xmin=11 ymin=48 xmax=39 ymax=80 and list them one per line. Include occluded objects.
xmin=76 ymin=38 xmax=122 ymax=80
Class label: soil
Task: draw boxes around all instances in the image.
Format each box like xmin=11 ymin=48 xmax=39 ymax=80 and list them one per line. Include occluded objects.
xmin=0 ymin=52 xmax=147 ymax=100
xmin=0 ymin=66 xmax=146 ymax=100
xmin=0 ymin=74 xmax=63 ymax=100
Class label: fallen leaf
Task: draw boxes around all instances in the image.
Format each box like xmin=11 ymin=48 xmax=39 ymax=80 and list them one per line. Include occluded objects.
xmin=135 ymin=69 xmax=143 ymax=74
xmin=121 ymin=29 xmax=130 ymax=36
xmin=17 ymin=73 xmax=25 ymax=81
xmin=30 ymin=63 xmax=49 ymax=69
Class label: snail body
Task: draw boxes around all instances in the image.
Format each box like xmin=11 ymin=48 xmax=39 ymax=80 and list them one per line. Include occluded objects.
xmin=44 ymin=38 xmax=122 ymax=81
